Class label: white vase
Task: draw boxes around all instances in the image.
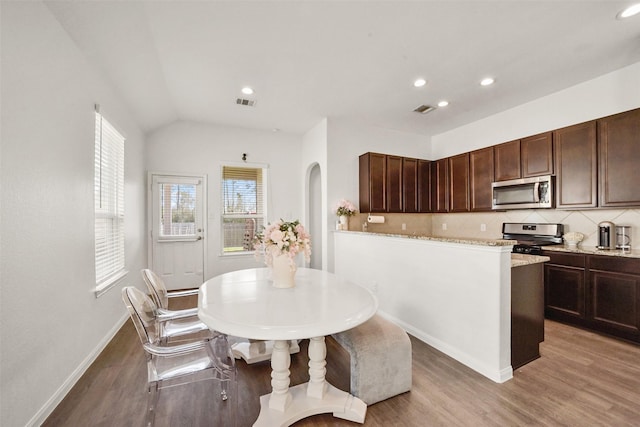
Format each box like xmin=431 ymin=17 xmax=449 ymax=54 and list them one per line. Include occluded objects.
xmin=339 ymin=215 xmax=348 ymax=229
xmin=271 ymin=253 xmax=297 ymax=288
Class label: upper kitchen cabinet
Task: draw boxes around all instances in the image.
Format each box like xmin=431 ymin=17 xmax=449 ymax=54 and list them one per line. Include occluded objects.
xmin=469 ymin=147 xmax=494 ymax=211
xmin=554 ymin=121 xmax=597 ymax=209
xmin=494 ymin=133 xmax=553 ymax=182
xmin=386 ymin=155 xmax=404 ymax=213
xmin=521 ymin=132 xmax=554 ymax=177
xmin=494 ymin=140 xmax=521 ymax=181
xmin=403 ymin=158 xmax=419 ymax=213
xmin=449 ymin=153 xmax=470 ymax=212
xmin=431 ymin=158 xmax=449 ymax=213
xmin=598 ymin=108 xmax=640 ymax=208
xmin=359 ymin=152 xmax=386 ymax=213
xmin=417 ymin=159 xmax=432 ymax=213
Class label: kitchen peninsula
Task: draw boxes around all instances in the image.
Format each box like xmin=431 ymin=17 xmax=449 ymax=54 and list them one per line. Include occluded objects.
xmin=334 ymin=230 xmax=548 ymax=383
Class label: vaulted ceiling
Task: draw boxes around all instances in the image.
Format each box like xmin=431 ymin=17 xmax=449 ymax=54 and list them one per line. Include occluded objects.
xmin=45 ymin=1 xmax=640 ymax=137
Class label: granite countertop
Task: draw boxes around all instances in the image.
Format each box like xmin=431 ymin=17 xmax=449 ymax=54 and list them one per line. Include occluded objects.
xmin=511 ymin=253 xmax=550 ymax=268
xmin=334 ymin=230 xmax=516 ymax=247
xmin=542 ymin=245 xmax=640 ymax=259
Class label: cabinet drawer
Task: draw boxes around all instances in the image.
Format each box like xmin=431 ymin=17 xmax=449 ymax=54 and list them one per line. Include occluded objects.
xmin=543 ymin=251 xmax=586 ymax=268
xmin=589 ymin=255 xmax=640 ymax=275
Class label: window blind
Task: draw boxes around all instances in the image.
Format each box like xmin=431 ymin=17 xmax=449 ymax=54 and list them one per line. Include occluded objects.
xmin=221 ymin=166 xmax=266 ymax=253
xmin=94 ymin=111 xmax=125 ymax=286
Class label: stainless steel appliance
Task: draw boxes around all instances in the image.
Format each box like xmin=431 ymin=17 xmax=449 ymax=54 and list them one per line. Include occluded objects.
xmin=492 ymin=175 xmax=554 ymax=210
xmin=502 ymin=222 xmax=564 ymax=255
xmin=597 ymin=221 xmax=616 ymax=250
xmin=616 ymin=225 xmax=631 ymax=250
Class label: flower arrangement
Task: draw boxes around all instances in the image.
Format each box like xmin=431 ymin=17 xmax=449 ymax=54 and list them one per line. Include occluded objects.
xmin=254 ymin=219 xmax=312 ymax=269
xmin=334 ymin=199 xmax=357 ymax=217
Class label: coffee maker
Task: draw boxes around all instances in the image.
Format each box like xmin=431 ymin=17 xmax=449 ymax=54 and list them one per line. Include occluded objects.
xmin=597 ymin=221 xmax=616 ymax=250
xmin=616 ymin=225 xmax=632 ymax=250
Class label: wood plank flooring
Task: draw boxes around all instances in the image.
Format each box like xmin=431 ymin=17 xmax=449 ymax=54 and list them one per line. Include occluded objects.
xmin=43 ymin=295 xmax=640 ymax=426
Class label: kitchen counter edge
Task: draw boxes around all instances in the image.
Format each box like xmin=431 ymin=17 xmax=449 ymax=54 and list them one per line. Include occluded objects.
xmin=542 ymin=245 xmax=640 ymax=259
xmin=333 ymin=230 xmax=516 ymax=247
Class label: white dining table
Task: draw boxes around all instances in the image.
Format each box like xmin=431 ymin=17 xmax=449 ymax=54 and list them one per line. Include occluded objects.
xmin=198 ymin=267 xmax=378 ymax=427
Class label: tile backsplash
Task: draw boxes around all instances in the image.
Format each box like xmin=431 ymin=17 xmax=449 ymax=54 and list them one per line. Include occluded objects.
xmin=350 ymin=209 xmax=640 ymax=249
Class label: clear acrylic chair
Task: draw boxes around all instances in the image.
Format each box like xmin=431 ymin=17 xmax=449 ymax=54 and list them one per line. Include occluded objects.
xmin=140 ymin=269 xmax=213 ymax=342
xmin=122 ymin=286 xmax=236 ymax=427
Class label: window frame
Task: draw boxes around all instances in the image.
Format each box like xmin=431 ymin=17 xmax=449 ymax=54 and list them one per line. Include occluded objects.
xmin=220 ymin=162 xmax=268 ymax=257
xmin=94 ymin=107 xmax=127 ymax=297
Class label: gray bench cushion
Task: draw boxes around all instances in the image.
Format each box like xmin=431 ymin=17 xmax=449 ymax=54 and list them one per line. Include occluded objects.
xmin=332 ymin=314 xmax=412 ymax=405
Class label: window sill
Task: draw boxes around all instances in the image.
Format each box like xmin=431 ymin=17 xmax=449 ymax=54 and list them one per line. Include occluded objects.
xmin=95 ymin=270 xmax=128 ymax=298
xmin=220 ymin=252 xmax=254 ymax=258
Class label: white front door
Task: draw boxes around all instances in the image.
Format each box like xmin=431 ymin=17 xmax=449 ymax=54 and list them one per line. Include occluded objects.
xmin=149 ymin=174 xmax=206 ymax=290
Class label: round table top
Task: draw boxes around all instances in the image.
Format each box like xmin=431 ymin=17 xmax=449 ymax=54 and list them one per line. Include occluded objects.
xmin=198 ymin=267 xmax=378 ymax=341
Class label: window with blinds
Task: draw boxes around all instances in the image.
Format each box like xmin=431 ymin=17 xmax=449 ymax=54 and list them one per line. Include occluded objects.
xmin=94 ymin=110 xmax=125 ymax=289
xmin=221 ymin=166 xmax=267 ymax=254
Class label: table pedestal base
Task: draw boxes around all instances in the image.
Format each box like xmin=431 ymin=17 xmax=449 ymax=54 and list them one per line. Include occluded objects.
xmin=253 ymin=382 xmax=367 ymax=427
xmin=232 ymin=340 xmax=300 ymax=364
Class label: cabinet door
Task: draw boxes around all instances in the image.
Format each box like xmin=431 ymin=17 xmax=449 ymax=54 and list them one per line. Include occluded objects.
xmin=589 ymin=270 xmax=640 ymax=340
xmin=469 ymin=147 xmax=494 ymax=211
xmin=554 ymin=121 xmax=597 ymax=208
xmin=598 ymin=108 xmax=640 ymax=207
xmin=359 ymin=152 xmax=386 ymax=213
xmin=521 ymin=132 xmax=553 ymax=177
xmin=417 ymin=160 xmax=431 ymax=213
xmin=494 ymin=140 xmax=521 ymax=181
xmin=402 ymin=158 xmax=418 ymax=213
xmin=545 ymin=264 xmax=586 ymax=322
xmin=386 ymin=155 xmax=403 ymax=213
xmin=449 ymin=153 xmax=470 ymax=212
xmin=431 ymin=158 xmax=449 ymax=213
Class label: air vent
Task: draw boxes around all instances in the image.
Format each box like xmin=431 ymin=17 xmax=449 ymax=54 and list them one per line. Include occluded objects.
xmin=413 ymin=105 xmax=435 ymax=114
xmin=236 ymin=98 xmax=256 ymax=107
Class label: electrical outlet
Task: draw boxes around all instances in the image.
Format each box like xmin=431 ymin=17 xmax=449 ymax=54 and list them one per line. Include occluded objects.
xmin=481 ymin=224 xmax=487 ymax=232
xmin=401 ymin=223 xmax=406 ymax=230
xmin=442 ymin=223 xmax=447 ymax=231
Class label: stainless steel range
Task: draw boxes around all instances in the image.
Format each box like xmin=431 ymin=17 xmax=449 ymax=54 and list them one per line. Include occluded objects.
xmin=502 ymin=222 xmax=564 ymax=255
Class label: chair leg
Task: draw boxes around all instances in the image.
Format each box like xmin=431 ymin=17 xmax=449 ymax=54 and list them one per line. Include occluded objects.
xmin=147 ymin=382 xmax=160 ymax=427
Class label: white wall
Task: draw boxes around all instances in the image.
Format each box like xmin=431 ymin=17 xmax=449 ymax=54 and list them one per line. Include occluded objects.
xmin=335 ymin=232 xmax=513 ymax=383
xmin=0 ymin=2 xmax=147 ymax=426
xmin=146 ymin=121 xmax=303 ymax=278
xmin=431 ymin=61 xmax=640 ymax=158
xmin=302 ymin=119 xmax=328 ymax=269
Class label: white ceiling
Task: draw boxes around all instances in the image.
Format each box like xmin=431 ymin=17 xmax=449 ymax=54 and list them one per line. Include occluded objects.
xmin=45 ymin=1 xmax=640 ymax=137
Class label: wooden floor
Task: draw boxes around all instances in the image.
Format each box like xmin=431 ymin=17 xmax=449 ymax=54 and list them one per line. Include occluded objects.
xmin=44 ymin=295 xmax=640 ymax=427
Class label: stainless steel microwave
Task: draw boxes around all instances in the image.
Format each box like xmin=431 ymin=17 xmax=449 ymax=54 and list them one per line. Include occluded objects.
xmin=492 ymin=175 xmax=554 ymax=210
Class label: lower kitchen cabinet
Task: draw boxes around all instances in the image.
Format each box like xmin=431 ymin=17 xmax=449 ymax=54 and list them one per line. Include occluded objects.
xmin=543 ymin=250 xmax=640 ymax=343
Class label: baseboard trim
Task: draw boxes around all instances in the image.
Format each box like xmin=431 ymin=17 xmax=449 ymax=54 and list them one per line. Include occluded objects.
xmin=26 ymin=313 xmax=129 ymax=427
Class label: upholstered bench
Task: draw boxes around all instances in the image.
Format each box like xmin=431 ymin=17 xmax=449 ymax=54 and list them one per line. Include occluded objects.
xmin=331 ymin=314 xmax=412 ymax=405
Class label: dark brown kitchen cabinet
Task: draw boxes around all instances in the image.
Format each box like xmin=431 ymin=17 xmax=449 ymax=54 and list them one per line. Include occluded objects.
xmin=598 ymin=108 xmax=640 ymax=207
xmin=494 ymin=140 xmax=521 ymax=182
xmin=543 ymin=250 xmax=640 ymax=344
xmin=417 ymin=160 xmax=431 ymax=212
xmin=359 ymin=152 xmax=386 ymax=213
xmin=386 ymin=155 xmax=403 ymax=212
xmin=544 ymin=252 xmax=587 ymax=324
xmin=402 ymin=158 xmax=418 ymax=213
xmin=521 ymin=132 xmax=554 ymax=177
xmin=588 ymin=255 xmax=640 ymax=342
xmin=449 ymin=153 xmax=470 ymax=212
xmin=431 ymin=158 xmax=449 ymax=213
xmin=554 ymin=121 xmax=598 ymax=209
xmin=469 ymin=147 xmax=494 ymax=211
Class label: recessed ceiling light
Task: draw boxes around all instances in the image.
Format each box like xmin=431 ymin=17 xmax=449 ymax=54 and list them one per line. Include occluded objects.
xmin=438 ymin=100 xmax=449 ymax=107
xmin=413 ymin=78 xmax=427 ymax=88
xmin=480 ymin=77 xmax=495 ymax=86
xmin=241 ymin=87 xmax=254 ymax=95
xmin=617 ymin=3 xmax=640 ymax=19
